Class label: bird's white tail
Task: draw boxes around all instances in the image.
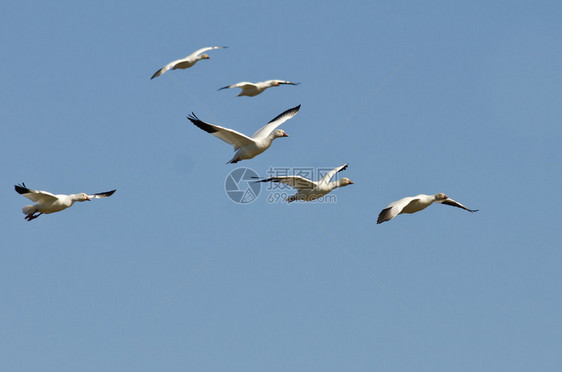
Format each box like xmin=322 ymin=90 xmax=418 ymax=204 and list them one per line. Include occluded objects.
xmin=22 ymin=205 xmax=36 ymax=215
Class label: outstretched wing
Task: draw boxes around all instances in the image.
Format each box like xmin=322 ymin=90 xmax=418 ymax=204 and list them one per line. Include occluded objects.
xmin=376 ymin=196 xmax=417 ymax=224
xmin=150 ymin=60 xmax=179 ymax=79
xmin=437 ymin=198 xmax=479 ymax=213
xmin=255 ymin=176 xmax=316 ymax=190
xmin=187 ymin=113 xmax=254 ymax=150
xmin=273 ymin=80 xmax=300 ymax=86
xmin=319 ymin=164 xmax=348 ymax=184
xmin=251 ymin=105 xmax=301 ymax=139
xmin=377 ymin=206 xmax=399 ymax=224
xmin=88 ymin=189 xmax=116 ymax=199
xmin=14 ymin=183 xmax=58 ymax=203
xmin=188 ymin=46 xmax=227 ymax=58
xmin=218 ymin=82 xmax=255 ymax=91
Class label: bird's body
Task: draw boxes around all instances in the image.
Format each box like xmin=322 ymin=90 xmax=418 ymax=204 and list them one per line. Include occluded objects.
xmin=151 ymin=46 xmax=226 ymax=79
xmin=218 ymin=80 xmax=299 ymax=97
xmin=377 ymin=193 xmax=478 ymax=224
xmin=394 ymin=194 xmax=436 ymax=214
xmin=187 ymin=105 xmax=300 ymax=163
xmin=15 ymin=183 xmax=116 ymax=221
xmin=227 ymin=139 xmax=271 ymax=163
xmin=256 ymin=164 xmax=353 ymax=202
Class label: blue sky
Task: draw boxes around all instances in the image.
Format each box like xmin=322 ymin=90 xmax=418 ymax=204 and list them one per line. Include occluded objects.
xmin=2 ymin=1 xmax=561 ymax=370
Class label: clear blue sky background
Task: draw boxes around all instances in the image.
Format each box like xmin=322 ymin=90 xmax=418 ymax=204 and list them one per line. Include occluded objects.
xmin=2 ymin=1 xmax=561 ymax=370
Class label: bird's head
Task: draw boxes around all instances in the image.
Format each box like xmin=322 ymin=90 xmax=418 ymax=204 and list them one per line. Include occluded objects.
xmin=201 ymin=53 xmax=210 ymax=59
xmin=273 ymin=129 xmax=289 ymax=138
xmin=340 ymin=178 xmax=354 ymax=186
xmin=77 ymin=193 xmax=91 ymax=202
xmin=435 ymin=193 xmax=448 ymax=200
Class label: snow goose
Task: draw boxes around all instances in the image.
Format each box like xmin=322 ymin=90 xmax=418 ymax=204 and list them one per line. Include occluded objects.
xmin=218 ymin=80 xmax=299 ymax=97
xmin=15 ymin=183 xmax=116 ymax=221
xmin=151 ymin=46 xmax=227 ymax=79
xmin=187 ymin=105 xmax=300 ymax=164
xmin=377 ymin=193 xmax=478 ymax=224
xmin=255 ymin=164 xmax=353 ymax=202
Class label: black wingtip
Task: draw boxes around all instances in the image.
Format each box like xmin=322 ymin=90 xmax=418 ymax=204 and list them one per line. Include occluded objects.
xmin=281 ymin=104 xmax=301 ymax=114
xmin=249 ymin=177 xmax=271 ymax=183
xmin=150 ymin=70 xmax=160 ymax=80
xmin=218 ymin=85 xmax=230 ymax=91
xmin=254 ymin=178 xmax=269 ymax=183
xmin=15 ymin=183 xmax=28 ymax=195
xmin=92 ymin=189 xmax=116 ymax=198
xmin=267 ymin=104 xmax=301 ymax=124
xmin=188 ymin=114 xmax=218 ymax=134
xmin=186 ymin=112 xmax=198 ymax=121
xmin=377 ymin=207 xmax=392 ymax=224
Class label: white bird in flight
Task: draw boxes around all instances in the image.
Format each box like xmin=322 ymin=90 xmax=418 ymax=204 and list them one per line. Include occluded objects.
xmin=187 ymin=105 xmax=300 ymax=164
xmin=15 ymin=183 xmax=116 ymax=221
xmin=218 ymin=80 xmax=299 ymax=97
xmin=151 ymin=46 xmax=227 ymax=79
xmin=377 ymin=193 xmax=478 ymax=224
xmin=255 ymin=164 xmax=353 ymax=202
